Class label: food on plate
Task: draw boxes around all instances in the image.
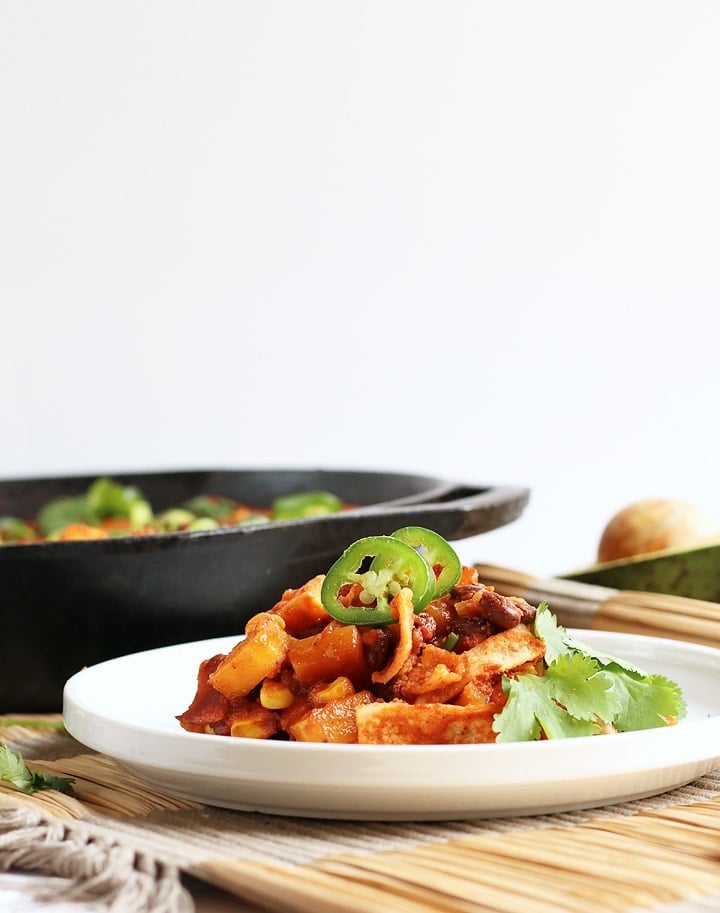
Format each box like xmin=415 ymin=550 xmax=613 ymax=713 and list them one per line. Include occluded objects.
xmin=177 ymin=528 xmax=686 ymax=745
xmin=0 ymin=477 xmax=347 ymax=545
xmin=597 ymin=498 xmax=720 ymax=564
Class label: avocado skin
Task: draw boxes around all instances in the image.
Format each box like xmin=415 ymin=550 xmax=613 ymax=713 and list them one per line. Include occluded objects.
xmin=562 ymin=543 xmax=720 ymax=601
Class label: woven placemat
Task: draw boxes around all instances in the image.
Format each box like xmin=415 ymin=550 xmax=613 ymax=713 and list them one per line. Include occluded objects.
xmin=3 ymin=570 xmax=720 ymax=913
xmin=2 ymin=720 xmax=720 ymax=913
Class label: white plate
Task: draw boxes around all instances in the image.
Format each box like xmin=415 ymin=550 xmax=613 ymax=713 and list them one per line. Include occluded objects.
xmin=63 ymin=631 xmax=720 ymax=821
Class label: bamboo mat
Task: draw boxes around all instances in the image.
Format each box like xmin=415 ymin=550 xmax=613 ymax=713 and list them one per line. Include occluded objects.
xmin=3 ymin=568 xmax=720 ymax=913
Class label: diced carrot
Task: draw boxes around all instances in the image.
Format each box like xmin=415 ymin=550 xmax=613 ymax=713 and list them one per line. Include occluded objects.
xmin=57 ymin=524 xmax=108 ymax=541
xmin=457 ymin=565 xmax=479 ymax=586
xmin=99 ymin=517 xmax=134 ymax=533
xmin=288 ymin=622 xmax=370 ymax=689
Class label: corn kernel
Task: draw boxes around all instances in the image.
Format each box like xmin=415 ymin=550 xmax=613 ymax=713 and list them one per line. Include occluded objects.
xmin=230 ymin=719 xmax=274 ymax=739
xmin=310 ymin=676 xmax=355 ymax=706
xmin=260 ymin=680 xmax=296 ymax=710
xmin=228 ymin=704 xmax=278 ymax=739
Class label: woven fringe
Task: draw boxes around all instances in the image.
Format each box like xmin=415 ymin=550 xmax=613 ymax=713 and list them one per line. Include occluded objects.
xmin=0 ymin=806 xmax=194 ymax=913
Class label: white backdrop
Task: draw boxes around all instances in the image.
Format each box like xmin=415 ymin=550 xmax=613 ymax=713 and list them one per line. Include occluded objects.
xmin=2 ymin=1 xmax=720 ymax=577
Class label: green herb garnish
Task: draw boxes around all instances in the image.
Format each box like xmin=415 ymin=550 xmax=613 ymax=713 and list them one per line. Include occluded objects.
xmin=0 ymin=718 xmax=66 ymax=730
xmin=0 ymin=744 xmax=75 ymax=795
xmin=493 ymin=603 xmax=687 ymax=742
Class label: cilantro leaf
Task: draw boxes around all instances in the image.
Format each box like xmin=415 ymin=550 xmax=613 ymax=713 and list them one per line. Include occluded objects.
xmin=498 ymin=603 xmax=688 ymax=742
xmin=605 ymin=667 xmax=688 ymax=731
xmin=532 ymin=602 xmax=571 ymax=663
xmin=544 ymin=653 xmax=623 ymax=723
xmin=533 ymin=604 xmax=647 ymax=675
xmin=494 ymin=667 xmax=602 ymax=742
xmin=493 ymin=676 xmax=543 ymax=742
xmin=560 ymin=637 xmax=649 ymax=677
xmin=0 ymin=744 xmax=74 ymax=795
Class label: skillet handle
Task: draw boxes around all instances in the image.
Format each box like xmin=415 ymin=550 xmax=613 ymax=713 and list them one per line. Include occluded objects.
xmin=331 ymin=484 xmax=530 ymax=543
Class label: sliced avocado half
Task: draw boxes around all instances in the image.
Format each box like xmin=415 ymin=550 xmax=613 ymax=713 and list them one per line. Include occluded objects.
xmin=561 ymin=538 xmax=720 ymax=601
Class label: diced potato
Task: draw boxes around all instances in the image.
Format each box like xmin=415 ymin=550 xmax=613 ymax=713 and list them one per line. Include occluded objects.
xmin=288 ymin=690 xmax=376 ymax=743
xmin=279 ymin=694 xmax=314 ymax=731
xmin=356 ymin=701 xmax=498 ymax=745
xmin=270 ymin=575 xmax=331 ymax=635
xmin=288 ymin=621 xmax=369 ymax=689
xmin=209 ymin=613 xmax=290 ymax=698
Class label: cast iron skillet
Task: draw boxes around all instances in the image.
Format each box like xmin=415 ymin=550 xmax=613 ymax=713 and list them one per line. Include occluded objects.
xmin=0 ymin=468 xmax=529 ymax=711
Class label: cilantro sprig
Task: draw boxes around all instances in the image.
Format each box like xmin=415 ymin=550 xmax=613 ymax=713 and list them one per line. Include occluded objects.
xmin=0 ymin=744 xmax=75 ymax=795
xmin=493 ymin=603 xmax=687 ymax=742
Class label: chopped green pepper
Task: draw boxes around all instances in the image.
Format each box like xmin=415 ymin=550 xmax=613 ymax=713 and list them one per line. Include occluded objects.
xmin=0 ymin=517 xmax=36 ymax=542
xmin=271 ymin=491 xmax=343 ymax=520
xmin=86 ymin=477 xmax=153 ymax=530
xmin=36 ymin=495 xmax=89 ymax=536
xmin=157 ymin=508 xmax=196 ymax=532
xmin=35 ymin=478 xmax=153 ymax=537
xmin=320 ymin=535 xmax=434 ymax=625
xmin=390 ymin=526 xmax=462 ymax=599
xmin=238 ymin=513 xmax=271 ymax=526
xmin=181 ymin=495 xmax=238 ymax=521
xmin=186 ymin=517 xmax=220 ymax=532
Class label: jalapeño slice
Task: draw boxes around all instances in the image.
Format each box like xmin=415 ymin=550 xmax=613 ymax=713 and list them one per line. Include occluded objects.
xmin=390 ymin=526 xmax=462 ymax=600
xmin=320 ymin=535 xmax=435 ymax=625
xmin=271 ymin=491 xmax=343 ymax=520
